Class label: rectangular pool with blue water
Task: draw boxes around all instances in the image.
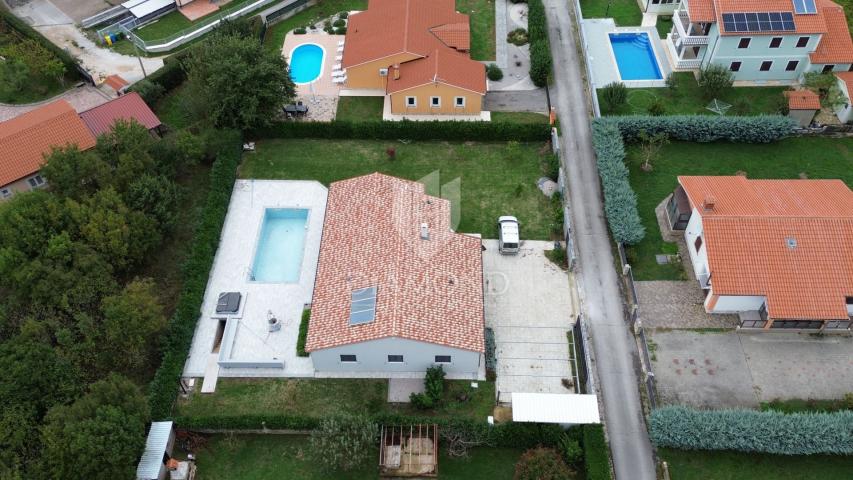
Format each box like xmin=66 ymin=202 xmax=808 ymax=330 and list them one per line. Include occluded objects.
xmin=608 ymin=32 xmax=663 ymax=81
xmin=251 ymin=208 xmax=309 ymax=283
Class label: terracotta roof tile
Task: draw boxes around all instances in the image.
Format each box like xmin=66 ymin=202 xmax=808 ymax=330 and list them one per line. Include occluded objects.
xmin=809 ymin=0 xmax=853 ymax=63
xmin=688 ymin=0 xmax=717 ymax=22
xmin=306 ymin=173 xmax=485 ymax=352
xmin=79 ymin=92 xmax=161 ymax=138
xmin=679 ymin=176 xmax=853 ymax=320
xmin=386 ymin=48 xmax=486 ymax=95
xmin=102 ymin=74 xmax=129 ymax=92
xmin=836 ymin=71 xmax=853 ymax=94
xmin=784 ymin=89 xmax=821 ymax=109
xmin=0 ymin=100 xmax=96 ymax=187
xmin=430 ymin=22 xmax=470 ymax=50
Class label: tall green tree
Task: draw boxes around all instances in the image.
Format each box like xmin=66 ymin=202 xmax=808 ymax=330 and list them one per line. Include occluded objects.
xmin=99 ymin=279 xmax=167 ymax=375
xmin=41 ymin=146 xmax=108 ymax=199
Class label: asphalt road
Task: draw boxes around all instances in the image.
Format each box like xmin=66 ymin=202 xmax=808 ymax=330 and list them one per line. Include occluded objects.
xmin=543 ymin=1 xmax=657 ymax=478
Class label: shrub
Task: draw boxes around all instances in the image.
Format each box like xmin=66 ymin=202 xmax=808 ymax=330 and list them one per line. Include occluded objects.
xmin=527 ymin=0 xmax=552 ymax=87
xmin=411 ymin=365 xmax=445 ymax=409
xmin=772 ymin=94 xmax=790 ymax=115
xmin=484 ymin=328 xmax=496 ymax=377
xmin=550 ymin=192 xmax=564 ymax=234
xmin=598 ymin=115 xmax=795 ymax=143
xmin=582 ymin=424 xmax=612 ymax=480
xmin=698 ymin=64 xmax=734 ymax=99
xmin=487 ymin=63 xmax=504 ymax=81
xmin=601 ymin=82 xmax=627 ymax=113
xmin=507 ymin=28 xmax=529 ymax=46
xmin=558 ymin=434 xmax=583 ymax=466
xmin=546 ymin=243 xmax=568 ymax=269
xmin=665 ymin=73 xmax=678 ymax=94
xmin=309 ymin=415 xmax=378 ymax=472
xmin=338 ymin=11 xmax=349 ymax=19
xmin=332 ymin=18 xmax=346 ymax=27
xmin=128 ymin=52 xmax=187 ymax=96
xmin=294 ymin=27 xmax=307 ymax=34
xmin=334 ymin=27 xmax=347 ymax=35
xmin=296 ymin=309 xmax=310 ymax=357
xmin=590 ymin=121 xmax=645 ymax=245
xmin=0 ymin=11 xmax=79 ymax=73
xmin=514 ymin=447 xmax=574 ymax=480
xmin=544 ymin=152 xmax=560 ymax=181
xmin=132 ymin=79 xmax=166 ymax=105
xmin=646 ymin=97 xmax=665 ymax=116
xmin=649 ymin=406 xmax=853 ymax=455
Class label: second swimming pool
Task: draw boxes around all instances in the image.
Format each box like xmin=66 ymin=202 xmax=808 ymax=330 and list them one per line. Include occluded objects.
xmin=251 ymin=208 xmax=309 ymax=283
xmin=289 ymin=43 xmax=324 ymax=84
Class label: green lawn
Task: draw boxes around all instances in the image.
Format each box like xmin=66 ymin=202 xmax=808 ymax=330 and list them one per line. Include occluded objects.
xmin=760 ymin=397 xmax=853 ymax=414
xmin=456 ymin=0 xmax=496 ymax=60
xmin=836 ymin=0 xmax=853 ymax=36
xmin=240 ymin=139 xmax=558 ymax=239
xmin=579 ymin=0 xmax=642 ymax=26
xmin=655 ymin=14 xmax=673 ymax=39
xmin=335 ymin=96 xmax=384 ymax=120
xmin=0 ymin=23 xmax=78 ymax=103
xmin=193 ymin=434 xmax=522 ymax=480
xmin=492 ymin=111 xmax=550 ymax=124
xmin=263 ymin=0 xmax=368 ymax=54
xmin=626 ymin=137 xmax=853 ymax=280
xmin=660 ymin=448 xmax=853 ymax=480
xmin=177 ymin=378 xmax=496 ymax=421
xmin=135 ymin=0 xmax=258 ymax=41
xmin=599 ymin=73 xmax=787 ymax=116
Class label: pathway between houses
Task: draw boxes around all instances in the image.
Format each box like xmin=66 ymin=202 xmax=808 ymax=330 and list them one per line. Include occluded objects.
xmin=0 ymin=84 xmax=111 ymax=121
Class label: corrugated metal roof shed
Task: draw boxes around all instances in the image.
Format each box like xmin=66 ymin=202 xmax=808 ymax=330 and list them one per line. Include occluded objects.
xmin=79 ymin=92 xmax=161 ymax=138
xmin=511 ymin=393 xmax=601 ymax=424
xmin=123 ymin=0 xmax=174 ymax=18
xmin=136 ymin=421 xmax=173 ymax=480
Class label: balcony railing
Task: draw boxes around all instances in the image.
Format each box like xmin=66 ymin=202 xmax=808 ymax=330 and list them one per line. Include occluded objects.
xmin=674 ymin=8 xmax=709 ymax=45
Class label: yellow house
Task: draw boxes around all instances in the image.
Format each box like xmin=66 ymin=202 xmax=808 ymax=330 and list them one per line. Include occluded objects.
xmin=341 ymin=0 xmax=486 ymax=115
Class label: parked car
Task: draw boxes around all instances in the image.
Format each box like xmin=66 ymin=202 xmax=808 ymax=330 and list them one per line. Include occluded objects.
xmin=498 ymin=216 xmax=520 ymax=254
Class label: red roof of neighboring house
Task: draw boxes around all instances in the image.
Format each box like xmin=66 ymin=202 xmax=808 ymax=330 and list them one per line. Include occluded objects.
xmin=809 ymin=0 xmax=853 ymax=64
xmin=0 ymin=100 xmax=96 ymax=187
xmin=342 ymin=0 xmax=484 ymax=94
xmin=306 ymin=173 xmax=485 ymax=352
xmin=784 ymin=89 xmax=821 ymax=110
xmin=836 ymin=71 xmax=853 ymax=95
xmin=79 ymin=92 xmax=161 ymax=138
xmin=678 ymin=176 xmax=853 ymax=320
xmin=386 ymin=48 xmax=486 ymax=95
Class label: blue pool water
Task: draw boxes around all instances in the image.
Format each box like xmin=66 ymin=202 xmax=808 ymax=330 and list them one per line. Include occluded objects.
xmin=608 ymin=33 xmax=663 ymax=81
xmin=251 ymin=208 xmax=309 ymax=283
xmin=290 ymin=44 xmax=324 ymax=84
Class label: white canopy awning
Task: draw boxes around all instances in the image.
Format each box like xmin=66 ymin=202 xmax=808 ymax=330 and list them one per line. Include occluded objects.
xmin=511 ymin=393 xmax=601 ymax=424
xmin=123 ymin=0 xmax=174 ymax=18
xmin=136 ymin=421 xmax=173 ymax=480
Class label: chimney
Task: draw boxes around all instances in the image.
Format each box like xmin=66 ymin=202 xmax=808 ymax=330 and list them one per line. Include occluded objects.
xmin=703 ymin=195 xmax=716 ymax=212
xmin=420 ymin=222 xmax=429 ymax=240
xmin=393 ymin=64 xmax=400 ymax=80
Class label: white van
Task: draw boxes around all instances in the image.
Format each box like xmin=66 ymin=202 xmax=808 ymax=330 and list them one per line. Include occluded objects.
xmin=498 ymin=216 xmax=520 ymax=254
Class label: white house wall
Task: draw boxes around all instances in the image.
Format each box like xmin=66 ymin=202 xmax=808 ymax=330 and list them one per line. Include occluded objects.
xmin=683 ymin=208 xmax=709 ymax=284
xmin=707 ymin=294 xmax=765 ymax=313
xmin=310 ymin=337 xmax=481 ymax=376
xmin=835 ymin=77 xmax=853 ymax=123
xmin=706 ymin=26 xmax=819 ymax=81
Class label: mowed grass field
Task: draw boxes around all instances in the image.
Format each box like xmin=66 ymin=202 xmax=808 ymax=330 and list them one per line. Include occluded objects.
xmin=626 ymin=137 xmax=853 ymax=280
xmin=240 ymin=139 xmax=558 ymax=239
xmin=660 ymin=448 xmax=853 ymax=480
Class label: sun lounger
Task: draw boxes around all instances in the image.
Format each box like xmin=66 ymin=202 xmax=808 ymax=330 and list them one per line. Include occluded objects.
xmin=335 ymin=55 xmax=343 ymax=61
xmin=332 ymin=76 xmax=347 ymax=84
xmin=337 ymin=40 xmax=345 ymax=46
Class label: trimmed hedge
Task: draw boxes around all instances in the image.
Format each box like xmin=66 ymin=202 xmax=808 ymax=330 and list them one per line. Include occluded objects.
xmin=252 ymin=120 xmax=551 ymax=142
xmin=0 ymin=9 xmax=80 ymax=74
xmin=147 ymin=129 xmax=243 ymax=419
xmin=174 ymin=412 xmax=565 ymax=448
xmin=598 ymin=115 xmax=796 ymax=144
xmin=296 ymin=309 xmax=310 ymax=357
xmin=591 ymin=121 xmax=645 ymax=245
xmin=527 ymin=0 xmax=552 ymax=87
xmin=582 ymin=424 xmax=612 ymax=480
xmin=649 ymin=406 xmax=853 ymax=455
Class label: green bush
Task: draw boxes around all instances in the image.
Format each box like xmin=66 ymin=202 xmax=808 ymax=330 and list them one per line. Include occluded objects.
xmin=559 ymin=434 xmax=583 ymax=466
xmin=527 ymin=0 xmax=552 ymax=87
xmin=252 ymin=119 xmax=551 ymax=142
xmin=128 ymin=53 xmax=187 ymax=96
xmin=338 ymin=11 xmax=349 ymax=19
xmin=334 ymin=27 xmax=347 ymax=35
xmin=598 ymin=115 xmax=796 ymax=143
xmin=411 ymin=365 xmax=446 ymax=409
xmin=507 ymin=28 xmax=529 ymax=46
xmin=698 ymin=63 xmax=734 ymax=100
xmin=601 ymin=82 xmax=627 ymax=114
xmin=132 ymin=79 xmax=166 ymax=105
xmin=147 ymin=130 xmax=242 ymax=419
xmin=582 ymin=424 xmax=612 ymax=480
xmin=487 ymin=63 xmax=504 ymax=81
xmin=514 ymin=447 xmax=574 ymax=480
xmin=0 ymin=11 xmax=80 ymax=74
xmin=296 ymin=309 xmax=310 ymax=357
xmin=647 ymin=98 xmax=665 ymax=116
xmin=332 ymin=18 xmax=346 ymax=27
xmin=294 ymin=27 xmax=307 ymax=34
xmin=309 ymin=415 xmax=377 ymax=472
xmin=649 ymin=406 xmax=853 ymax=455
xmin=590 ymin=121 xmax=645 ymax=245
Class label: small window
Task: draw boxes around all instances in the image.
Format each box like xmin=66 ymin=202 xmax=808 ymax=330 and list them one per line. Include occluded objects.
xmin=0 ymin=188 xmax=10 ymax=198
xmin=846 ymin=296 xmax=853 ymax=305
xmin=387 ymin=355 xmax=404 ymax=363
xmin=27 ymin=175 xmax=45 ymax=188
xmin=769 ymin=37 xmax=782 ymax=48
xmin=340 ymin=354 xmax=357 ymax=362
xmin=785 ymin=60 xmax=799 ymax=72
xmin=430 ymin=96 xmax=440 ymax=107
xmin=759 ymin=61 xmax=772 ymax=72
xmin=729 ymin=61 xmax=741 ymax=72
xmin=454 ymin=96 xmax=465 ymax=108
xmin=434 ymin=355 xmax=451 ymax=364
xmin=737 ymin=38 xmax=751 ymax=49
xmin=796 ymin=36 xmax=809 ymax=48
xmin=405 ymin=96 xmax=417 ymax=107
xmin=822 ymin=64 xmax=835 ymax=73
xmin=349 ymin=286 xmax=377 ymax=325
xmin=694 ymin=236 xmax=703 ymax=252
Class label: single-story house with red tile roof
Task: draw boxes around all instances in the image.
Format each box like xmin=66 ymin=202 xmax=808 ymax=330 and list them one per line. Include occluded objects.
xmin=306 ymin=173 xmax=485 ymax=376
xmin=0 ymin=100 xmax=96 ymax=200
xmin=666 ymin=176 xmax=853 ymax=331
xmin=79 ymin=92 xmax=162 ymax=138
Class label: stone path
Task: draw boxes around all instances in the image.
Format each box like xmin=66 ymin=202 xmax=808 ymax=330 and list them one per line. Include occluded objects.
xmin=488 ymin=0 xmax=537 ymax=91
xmin=388 ymin=378 xmax=423 ymax=403
xmin=635 ymin=281 xmax=739 ymax=329
xmin=0 ymin=84 xmax=111 ymax=121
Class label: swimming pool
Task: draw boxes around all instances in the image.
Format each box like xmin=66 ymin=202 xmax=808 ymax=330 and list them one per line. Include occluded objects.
xmin=289 ymin=44 xmax=324 ymax=84
xmin=608 ymin=33 xmax=663 ymax=81
xmin=251 ymin=208 xmax=309 ymax=283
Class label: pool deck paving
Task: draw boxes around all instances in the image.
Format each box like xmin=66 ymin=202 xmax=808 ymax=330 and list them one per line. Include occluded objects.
xmin=282 ymin=32 xmax=343 ymax=120
xmin=582 ymin=18 xmax=670 ymax=89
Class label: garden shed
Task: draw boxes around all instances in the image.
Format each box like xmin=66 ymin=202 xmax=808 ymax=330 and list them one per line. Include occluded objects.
xmin=379 ymin=424 xmax=438 ymax=477
xmin=136 ymin=421 xmax=176 ymax=480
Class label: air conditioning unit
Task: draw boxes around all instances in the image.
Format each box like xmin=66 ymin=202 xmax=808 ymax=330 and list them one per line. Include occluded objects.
xmin=379 ymin=68 xmax=389 ymax=76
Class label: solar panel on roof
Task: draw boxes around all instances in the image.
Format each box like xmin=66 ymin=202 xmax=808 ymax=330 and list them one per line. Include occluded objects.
xmin=792 ymin=0 xmax=817 ymax=14
xmin=722 ymin=12 xmax=796 ymax=32
xmin=349 ymin=286 xmax=377 ymax=325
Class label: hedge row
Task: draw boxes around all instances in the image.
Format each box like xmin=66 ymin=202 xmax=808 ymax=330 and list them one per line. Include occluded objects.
xmin=174 ymin=412 xmax=566 ymax=449
xmin=582 ymin=424 xmax=612 ymax=480
xmin=598 ymin=115 xmax=796 ymax=143
xmin=148 ymin=129 xmax=243 ymax=419
xmin=252 ymin=119 xmax=551 ymax=142
xmin=590 ymin=120 xmax=645 ymax=245
xmin=527 ymin=0 xmax=552 ymax=87
xmin=129 ymin=51 xmax=188 ymax=94
xmin=649 ymin=406 xmax=853 ymax=455
xmin=0 ymin=9 xmax=80 ymax=73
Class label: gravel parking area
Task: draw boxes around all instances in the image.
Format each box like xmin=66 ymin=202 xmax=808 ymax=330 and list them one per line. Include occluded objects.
xmin=636 ymin=281 xmax=738 ymax=329
xmin=483 ymin=240 xmax=575 ymax=403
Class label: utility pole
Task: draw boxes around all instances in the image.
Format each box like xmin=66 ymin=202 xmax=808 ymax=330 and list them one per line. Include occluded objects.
xmin=130 ymin=32 xmax=147 ymax=79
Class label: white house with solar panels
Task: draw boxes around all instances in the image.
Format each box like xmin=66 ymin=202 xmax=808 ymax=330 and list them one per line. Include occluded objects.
xmin=666 ymin=0 xmax=853 ymax=81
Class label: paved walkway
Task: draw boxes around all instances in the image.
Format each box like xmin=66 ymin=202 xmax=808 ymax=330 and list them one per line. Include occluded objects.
xmin=0 ymin=84 xmax=111 ymax=121
xmin=388 ymin=378 xmax=423 ymax=402
xmin=636 ymin=281 xmax=739 ymax=330
xmin=545 ymin=1 xmax=656 ymax=478
xmin=483 ymin=90 xmax=548 ymax=113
